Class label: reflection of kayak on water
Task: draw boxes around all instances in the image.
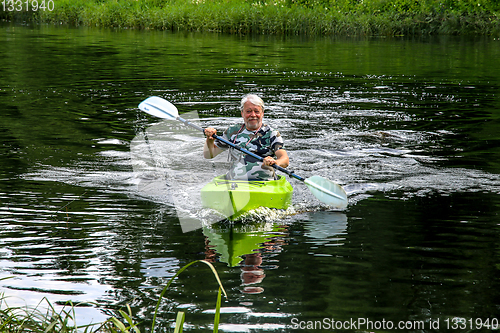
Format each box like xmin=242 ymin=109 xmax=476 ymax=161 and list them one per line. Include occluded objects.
xmin=203 ymin=222 xmax=286 ymax=267
xmin=200 ymin=175 xmax=294 ymax=221
xmin=204 ymin=222 xmax=288 ymax=294
xmin=203 ymin=212 xmax=348 ymax=267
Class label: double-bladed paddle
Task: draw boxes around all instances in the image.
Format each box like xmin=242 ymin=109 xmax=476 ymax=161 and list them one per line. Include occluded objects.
xmin=138 ymin=96 xmax=348 ymax=209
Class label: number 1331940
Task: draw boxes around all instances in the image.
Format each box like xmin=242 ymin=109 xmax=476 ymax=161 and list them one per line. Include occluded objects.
xmin=2 ymin=0 xmax=54 ymax=11
xmin=445 ymin=317 xmax=499 ymax=330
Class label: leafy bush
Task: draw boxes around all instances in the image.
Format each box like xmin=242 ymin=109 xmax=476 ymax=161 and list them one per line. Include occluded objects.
xmin=2 ymin=0 xmax=499 ymax=35
xmin=0 ymin=261 xmax=226 ymax=333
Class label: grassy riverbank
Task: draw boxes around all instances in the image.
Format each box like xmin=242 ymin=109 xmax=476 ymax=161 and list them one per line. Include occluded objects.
xmin=0 ymin=261 xmax=225 ymax=332
xmin=1 ymin=0 xmax=499 ymax=35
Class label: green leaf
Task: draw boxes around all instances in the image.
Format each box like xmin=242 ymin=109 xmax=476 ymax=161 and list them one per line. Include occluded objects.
xmin=213 ymin=287 xmax=222 ymax=333
xmin=109 ymin=317 xmax=128 ymax=332
xmin=174 ymin=311 xmax=185 ymax=333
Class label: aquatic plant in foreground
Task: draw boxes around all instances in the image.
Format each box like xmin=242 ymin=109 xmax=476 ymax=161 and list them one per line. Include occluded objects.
xmin=0 ymin=261 xmax=227 ymax=332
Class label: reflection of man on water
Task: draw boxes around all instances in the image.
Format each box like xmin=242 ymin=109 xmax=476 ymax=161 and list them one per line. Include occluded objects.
xmin=240 ymin=253 xmax=265 ymax=294
xmin=203 ymin=94 xmax=289 ymax=181
xmin=203 ymin=223 xmax=289 ymax=294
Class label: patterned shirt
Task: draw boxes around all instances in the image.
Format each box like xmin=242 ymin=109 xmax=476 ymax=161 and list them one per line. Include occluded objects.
xmin=215 ymin=124 xmax=284 ymax=181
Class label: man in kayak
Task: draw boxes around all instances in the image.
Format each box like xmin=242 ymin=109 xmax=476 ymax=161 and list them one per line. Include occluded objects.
xmin=203 ymin=94 xmax=289 ymax=181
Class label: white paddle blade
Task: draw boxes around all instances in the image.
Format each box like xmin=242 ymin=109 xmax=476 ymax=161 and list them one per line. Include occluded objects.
xmin=305 ymin=175 xmax=348 ymax=209
xmin=138 ymin=96 xmax=179 ymax=120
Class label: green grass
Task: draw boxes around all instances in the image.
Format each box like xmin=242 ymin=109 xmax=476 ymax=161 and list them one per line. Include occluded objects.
xmin=1 ymin=0 xmax=499 ymax=35
xmin=0 ymin=260 xmax=227 ymax=332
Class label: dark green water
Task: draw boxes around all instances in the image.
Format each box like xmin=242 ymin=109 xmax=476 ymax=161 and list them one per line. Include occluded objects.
xmin=1 ymin=22 xmax=500 ymax=331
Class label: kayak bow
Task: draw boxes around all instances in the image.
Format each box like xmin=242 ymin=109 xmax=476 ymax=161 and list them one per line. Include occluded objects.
xmin=201 ymin=175 xmax=293 ymax=220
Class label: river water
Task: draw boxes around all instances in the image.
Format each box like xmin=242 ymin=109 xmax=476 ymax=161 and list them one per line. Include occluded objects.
xmin=1 ymin=22 xmax=500 ymax=331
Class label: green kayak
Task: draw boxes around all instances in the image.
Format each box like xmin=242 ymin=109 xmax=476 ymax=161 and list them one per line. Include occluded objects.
xmin=200 ymin=175 xmax=293 ymax=220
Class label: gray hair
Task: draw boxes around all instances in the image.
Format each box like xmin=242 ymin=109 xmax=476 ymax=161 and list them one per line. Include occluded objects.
xmin=240 ymin=94 xmax=265 ymax=111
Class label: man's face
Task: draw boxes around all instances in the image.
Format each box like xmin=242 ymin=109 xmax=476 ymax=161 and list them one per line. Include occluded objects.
xmin=241 ymin=101 xmax=263 ymax=131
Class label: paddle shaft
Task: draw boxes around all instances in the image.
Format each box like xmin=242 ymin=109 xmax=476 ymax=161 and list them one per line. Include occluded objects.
xmin=175 ymin=115 xmax=306 ymax=182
